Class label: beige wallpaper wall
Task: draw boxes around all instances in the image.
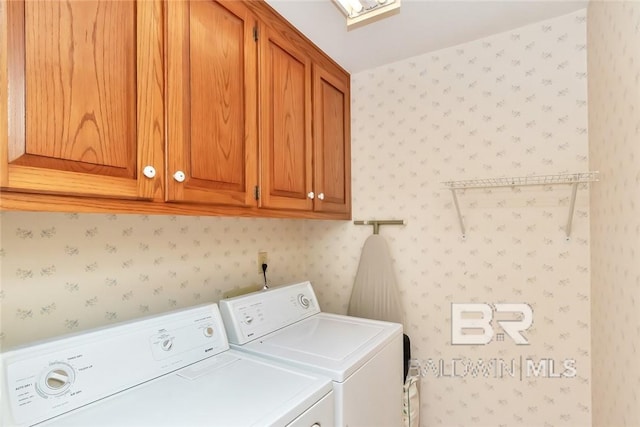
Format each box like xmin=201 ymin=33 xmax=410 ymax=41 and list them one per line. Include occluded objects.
xmin=307 ymin=10 xmax=592 ymax=427
xmin=0 ymin=212 xmax=309 ymax=349
xmin=588 ymin=2 xmax=640 ymax=426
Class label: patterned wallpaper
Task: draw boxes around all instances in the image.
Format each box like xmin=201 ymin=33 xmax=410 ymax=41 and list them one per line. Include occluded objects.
xmin=307 ymin=10 xmax=592 ymax=427
xmin=588 ymin=2 xmax=640 ymax=426
xmin=0 ymin=213 xmax=309 ymax=349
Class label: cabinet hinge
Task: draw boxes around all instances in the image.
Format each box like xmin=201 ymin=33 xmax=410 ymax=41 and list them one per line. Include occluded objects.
xmin=253 ymin=26 xmax=258 ymax=42
xmin=254 ymin=185 xmax=260 ymax=200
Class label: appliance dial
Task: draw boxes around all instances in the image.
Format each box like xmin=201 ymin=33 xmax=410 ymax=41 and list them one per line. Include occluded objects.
xmin=37 ymin=362 xmax=75 ymax=397
xmin=244 ymin=315 xmax=254 ymax=325
xmin=298 ymin=294 xmax=310 ymax=309
xmin=161 ymin=338 xmax=173 ymax=351
xmin=203 ymin=326 xmax=215 ymax=337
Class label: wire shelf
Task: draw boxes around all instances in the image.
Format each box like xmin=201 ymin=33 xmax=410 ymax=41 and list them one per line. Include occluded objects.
xmin=442 ymin=171 xmax=599 ymax=240
xmin=443 ymin=172 xmax=599 ymax=190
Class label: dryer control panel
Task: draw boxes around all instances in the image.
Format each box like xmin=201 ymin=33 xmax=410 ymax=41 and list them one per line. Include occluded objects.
xmin=220 ymin=281 xmax=320 ymax=345
xmin=2 ymin=304 xmax=229 ymax=427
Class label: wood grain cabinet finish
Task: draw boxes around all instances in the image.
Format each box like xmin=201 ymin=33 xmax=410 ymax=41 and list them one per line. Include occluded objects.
xmin=166 ymin=0 xmax=258 ymax=207
xmin=257 ymin=19 xmax=351 ymax=215
xmin=312 ymin=63 xmax=351 ymax=214
xmin=258 ymin=24 xmax=313 ymax=211
xmin=0 ymin=0 xmax=164 ymax=200
xmin=1 ymin=0 xmax=350 ymax=219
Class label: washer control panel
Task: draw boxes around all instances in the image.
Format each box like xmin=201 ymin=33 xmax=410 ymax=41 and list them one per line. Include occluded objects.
xmin=2 ymin=304 xmax=229 ymax=427
xmin=219 ymin=281 xmax=320 ymax=345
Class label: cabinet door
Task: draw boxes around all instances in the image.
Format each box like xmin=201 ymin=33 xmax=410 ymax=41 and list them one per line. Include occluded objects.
xmin=0 ymin=0 xmax=164 ymax=199
xmin=166 ymin=0 xmax=258 ymax=207
xmin=259 ymin=24 xmax=313 ymax=211
xmin=313 ymin=64 xmax=351 ymax=215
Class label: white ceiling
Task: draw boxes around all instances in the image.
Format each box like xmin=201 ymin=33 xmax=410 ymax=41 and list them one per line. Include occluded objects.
xmin=265 ymin=0 xmax=588 ymax=73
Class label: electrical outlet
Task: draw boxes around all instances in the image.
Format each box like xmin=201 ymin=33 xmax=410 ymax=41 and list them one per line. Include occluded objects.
xmin=257 ymin=251 xmax=268 ymax=274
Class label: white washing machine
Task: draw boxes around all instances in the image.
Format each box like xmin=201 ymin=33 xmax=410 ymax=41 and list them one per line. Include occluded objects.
xmin=1 ymin=303 xmax=334 ymax=427
xmin=219 ymin=281 xmax=403 ymax=427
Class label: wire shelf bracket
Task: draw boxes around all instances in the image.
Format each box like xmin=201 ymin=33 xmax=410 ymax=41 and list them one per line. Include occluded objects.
xmin=442 ymin=172 xmax=599 ymax=240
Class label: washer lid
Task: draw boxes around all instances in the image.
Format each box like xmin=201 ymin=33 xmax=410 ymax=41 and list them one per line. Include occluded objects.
xmin=236 ymin=313 xmax=402 ymax=382
xmin=39 ymin=351 xmax=332 ymax=427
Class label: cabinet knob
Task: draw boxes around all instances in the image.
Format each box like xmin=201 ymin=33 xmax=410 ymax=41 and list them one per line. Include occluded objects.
xmin=317 ymin=192 xmax=325 ymax=200
xmin=307 ymin=191 xmax=315 ymax=199
xmin=142 ymin=166 xmax=156 ymax=179
xmin=173 ymin=171 xmax=186 ymax=183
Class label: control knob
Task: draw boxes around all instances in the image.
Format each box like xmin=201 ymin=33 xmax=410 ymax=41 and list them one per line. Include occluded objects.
xmin=37 ymin=362 xmax=75 ymax=397
xmin=161 ymin=338 xmax=173 ymax=351
xmin=298 ymin=294 xmax=311 ymax=309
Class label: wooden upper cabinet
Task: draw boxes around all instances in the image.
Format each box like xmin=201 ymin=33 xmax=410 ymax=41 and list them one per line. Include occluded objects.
xmin=165 ymin=0 xmax=258 ymax=207
xmin=258 ymin=24 xmax=313 ymax=211
xmin=312 ymin=64 xmax=351 ymax=214
xmin=1 ymin=0 xmax=351 ymax=218
xmin=0 ymin=0 xmax=164 ymax=199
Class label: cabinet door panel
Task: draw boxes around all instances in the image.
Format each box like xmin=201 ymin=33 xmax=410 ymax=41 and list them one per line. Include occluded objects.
xmin=190 ymin=0 xmax=244 ymax=188
xmin=166 ymin=0 xmax=257 ymax=206
xmin=271 ymin=44 xmax=306 ymax=195
xmin=260 ymin=27 xmax=312 ymax=210
xmin=1 ymin=0 xmax=163 ymax=199
xmin=23 ymin=0 xmax=134 ymax=173
xmin=313 ymin=64 xmax=350 ymax=214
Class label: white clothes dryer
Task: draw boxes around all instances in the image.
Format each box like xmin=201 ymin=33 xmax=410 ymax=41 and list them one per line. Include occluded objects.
xmin=1 ymin=303 xmax=334 ymax=427
xmin=220 ymin=281 xmax=403 ymax=427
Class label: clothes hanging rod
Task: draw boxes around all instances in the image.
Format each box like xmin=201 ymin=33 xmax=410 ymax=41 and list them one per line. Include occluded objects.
xmin=354 ymin=220 xmax=406 ymax=235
